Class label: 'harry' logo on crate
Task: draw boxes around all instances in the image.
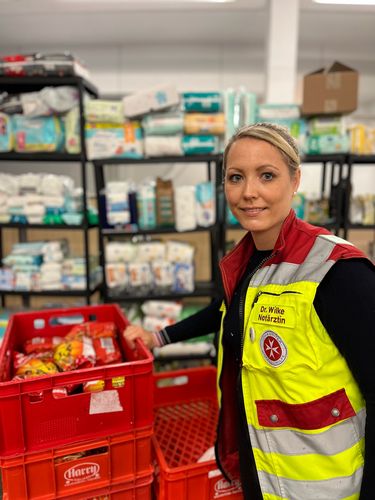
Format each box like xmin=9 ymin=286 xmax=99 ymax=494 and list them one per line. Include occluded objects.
xmin=64 ymin=462 xmax=100 ymax=485
xmin=214 ymin=478 xmax=242 ymax=498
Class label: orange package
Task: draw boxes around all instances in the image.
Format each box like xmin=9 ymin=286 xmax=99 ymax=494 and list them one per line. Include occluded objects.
xmin=24 ymin=336 xmax=64 ymax=354
xmin=54 ymin=337 xmax=96 ymax=372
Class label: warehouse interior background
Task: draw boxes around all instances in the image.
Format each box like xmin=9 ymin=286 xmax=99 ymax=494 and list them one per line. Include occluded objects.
xmin=1 ymin=0 xmax=375 ymax=193
xmin=0 ymin=0 xmax=374 ymax=301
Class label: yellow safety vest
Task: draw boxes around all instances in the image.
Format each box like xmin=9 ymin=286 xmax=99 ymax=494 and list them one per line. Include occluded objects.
xmin=218 ymin=234 xmax=366 ymax=500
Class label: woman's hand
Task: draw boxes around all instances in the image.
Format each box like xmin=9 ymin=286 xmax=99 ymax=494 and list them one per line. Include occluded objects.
xmin=123 ymin=324 xmax=157 ymax=350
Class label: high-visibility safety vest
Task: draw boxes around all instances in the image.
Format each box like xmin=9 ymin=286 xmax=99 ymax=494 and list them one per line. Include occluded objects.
xmin=217 ymin=210 xmax=373 ymax=500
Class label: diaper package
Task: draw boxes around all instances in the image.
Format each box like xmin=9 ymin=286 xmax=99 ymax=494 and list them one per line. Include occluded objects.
xmin=0 ymin=112 xmax=12 ymax=152
xmin=12 ymin=115 xmax=64 ymax=152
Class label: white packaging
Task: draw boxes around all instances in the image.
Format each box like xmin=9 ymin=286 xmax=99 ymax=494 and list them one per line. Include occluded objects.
xmin=151 ymin=261 xmax=174 ymax=289
xmin=142 ymin=315 xmax=175 ymax=332
xmin=105 ymin=263 xmax=128 ymax=288
xmin=195 ymin=182 xmax=215 ymax=227
xmin=174 ymin=185 xmax=197 ymax=232
xmin=128 ymin=262 xmax=153 ymax=288
xmin=166 ymin=241 xmax=195 ymax=264
xmin=136 ymin=242 xmax=166 ymax=263
xmin=144 ymin=136 xmax=183 ymax=157
xmin=172 ymin=262 xmax=195 ymax=293
xmin=141 ymin=300 xmax=182 ymax=319
xmin=123 ymin=84 xmax=179 ymax=118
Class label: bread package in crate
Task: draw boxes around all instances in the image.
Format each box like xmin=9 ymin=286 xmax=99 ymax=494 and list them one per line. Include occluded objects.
xmin=0 ymin=304 xmax=153 ymax=458
xmin=153 ymin=367 xmax=243 ymax=500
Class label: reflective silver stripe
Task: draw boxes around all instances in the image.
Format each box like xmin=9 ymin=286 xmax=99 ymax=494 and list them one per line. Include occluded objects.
xmin=248 ymin=408 xmax=366 ymax=456
xmin=258 ymin=466 xmax=363 ymax=500
xmin=251 ymin=236 xmax=338 ymax=287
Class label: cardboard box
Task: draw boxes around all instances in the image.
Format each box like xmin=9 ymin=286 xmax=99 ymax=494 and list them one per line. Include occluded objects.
xmin=302 ymin=62 xmax=358 ymax=116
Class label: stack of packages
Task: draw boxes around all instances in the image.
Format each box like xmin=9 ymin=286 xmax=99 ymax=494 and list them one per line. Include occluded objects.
xmin=223 ymin=87 xmax=257 ymax=143
xmin=305 ymin=116 xmax=350 ymax=154
xmin=348 ymin=119 xmax=375 ymax=154
xmin=0 ymin=172 xmax=85 ymax=225
xmin=105 ymin=240 xmax=195 ymax=294
xmin=84 ymin=99 xmax=143 ymax=160
xmin=104 ymin=178 xmax=215 ymax=232
xmin=0 ymin=86 xmax=78 ymax=153
xmin=257 ymin=103 xmax=307 ymax=152
xmin=134 ymin=86 xmax=183 ymax=157
xmin=0 ymin=240 xmax=102 ymax=291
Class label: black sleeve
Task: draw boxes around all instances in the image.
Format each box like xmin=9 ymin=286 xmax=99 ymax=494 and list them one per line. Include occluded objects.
xmin=314 ymin=259 xmax=375 ymax=500
xmin=162 ymin=297 xmax=223 ymax=343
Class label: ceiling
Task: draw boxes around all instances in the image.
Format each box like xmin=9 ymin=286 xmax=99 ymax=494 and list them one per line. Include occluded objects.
xmin=0 ymin=0 xmax=374 ymax=74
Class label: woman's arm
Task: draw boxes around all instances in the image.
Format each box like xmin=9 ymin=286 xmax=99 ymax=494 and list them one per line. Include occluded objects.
xmin=314 ymin=258 xmax=375 ymax=500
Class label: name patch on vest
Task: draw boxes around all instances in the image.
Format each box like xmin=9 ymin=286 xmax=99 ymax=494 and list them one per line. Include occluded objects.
xmin=260 ymin=330 xmax=288 ymax=367
xmin=252 ymin=303 xmax=296 ymax=329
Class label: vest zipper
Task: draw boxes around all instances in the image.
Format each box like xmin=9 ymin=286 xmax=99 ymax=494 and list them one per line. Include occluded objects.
xmin=238 ymin=252 xmax=276 ymax=365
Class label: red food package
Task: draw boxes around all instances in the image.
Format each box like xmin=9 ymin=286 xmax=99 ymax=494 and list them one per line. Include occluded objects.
xmin=85 ymin=322 xmax=117 ymax=339
xmin=54 ymin=337 xmax=96 ymax=372
xmin=24 ymin=336 xmax=64 ymax=354
xmin=66 ymin=322 xmax=116 ymax=340
xmin=93 ymin=336 xmax=122 ymax=365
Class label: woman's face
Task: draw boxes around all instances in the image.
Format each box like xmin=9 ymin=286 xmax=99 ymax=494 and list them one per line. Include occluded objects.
xmin=224 ymin=137 xmax=300 ymax=250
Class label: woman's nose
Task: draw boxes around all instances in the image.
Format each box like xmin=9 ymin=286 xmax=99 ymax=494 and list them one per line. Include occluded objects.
xmin=242 ymin=180 xmax=258 ymax=199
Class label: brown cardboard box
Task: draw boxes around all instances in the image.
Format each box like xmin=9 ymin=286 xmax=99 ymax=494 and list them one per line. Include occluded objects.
xmin=302 ymin=61 xmax=358 ymax=116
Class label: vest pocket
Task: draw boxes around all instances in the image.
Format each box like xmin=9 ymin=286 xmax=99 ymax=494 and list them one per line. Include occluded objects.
xmin=256 ymin=388 xmax=355 ymax=430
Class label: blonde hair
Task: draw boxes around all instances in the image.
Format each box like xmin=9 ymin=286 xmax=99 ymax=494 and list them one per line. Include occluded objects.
xmin=223 ymin=122 xmax=300 ymax=179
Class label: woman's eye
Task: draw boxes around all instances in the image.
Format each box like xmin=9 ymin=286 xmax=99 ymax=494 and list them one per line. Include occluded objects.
xmin=228 ymin=173 xmax=242 ymax=183
xmin=262 ymin=172 xmax=274 ymax=181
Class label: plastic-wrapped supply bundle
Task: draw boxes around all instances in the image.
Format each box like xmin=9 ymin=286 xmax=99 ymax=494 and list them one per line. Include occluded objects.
xmin=0 ymin=112 xmax=13 ymax=152
xmin=123 ymin=84 xmax=180 ymax=118
xmin=143 ymin=315 xmax=175 ymax=333
xmin=182 ymin=135 xmax=219 ymax=155
xmin=85 ymin=100 xmax=124 ymax=124
xmin=144 ymin=135 xmax=183 ymax=157
xmin=174 ymin=185 xmax=196 ymax=232
xmin=105 ymin=262 xmax=128 ymax=289
xmin=20 ymin=86 xmax=79 ymax=118
xmin=223 ymin=88 xmax=258 ymax=143
xmin=12 ymin=114 xmax=64 ymax=153
xmin=85 ymin=121 xmax=143 ymax=160
xmin=136 ymin=241 xmax=166 ymax=263
xmin=141 ymin=300 xmax=182 ymax=319
xmin=127 ymin=262 xmax=153 ymax=294
xmin=141 ymin=110 xmax=184 ymax=136
xmin=137 ymin=181 xmax=157 ymax=230
xmin=173 ymin=262 xmax=195 ymax=293
xmin=182 ymin=92 xmax=222 ymax=113
xmin=184 ymin=113 xmax=225 ymax=136
xmin=151 ymin=261 xmax=174 ymax=290
xmin=156 ymin=177 xmax=174 ymax=227
xmin=195 ymin=182 xmax=215 ymax=227
xmin=105 ymin=181 xmax=131 ymax=227
xmin=166 ymin=241 xmax=195 ymax=264
xmin=105 ymin=241 xmax=137 ymax=263
xmin=64 ymin=106 xmax=80 ymax=154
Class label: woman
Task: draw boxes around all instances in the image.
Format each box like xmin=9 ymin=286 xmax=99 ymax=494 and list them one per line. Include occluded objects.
xmin=124 ymin=123 xmax=375 ymax=500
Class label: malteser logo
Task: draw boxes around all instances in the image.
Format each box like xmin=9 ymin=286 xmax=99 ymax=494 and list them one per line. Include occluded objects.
xmin=64 ymin=462 xmax=100 ymax=485
xmin=214 ymin=478 xmax=242 ymax=498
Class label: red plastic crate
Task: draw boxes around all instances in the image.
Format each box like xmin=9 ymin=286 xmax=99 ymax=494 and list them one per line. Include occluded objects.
xmin=0 ymin=427 xmax=153 ymax=499
xmin=153 ymin=367 xmax=243 ymax=500
xmin=0 ymin=305 xmax=154 ymax=457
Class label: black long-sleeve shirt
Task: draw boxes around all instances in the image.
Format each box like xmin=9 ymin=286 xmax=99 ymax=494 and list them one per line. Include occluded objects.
xmin=162 ymin=256 xmax=375 ymax=499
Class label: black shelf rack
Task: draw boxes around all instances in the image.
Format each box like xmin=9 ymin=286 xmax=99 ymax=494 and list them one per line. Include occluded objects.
xmin=0 ymin=75 xmax=99 ymax=307
xmin=93 ymin=154 xmax=223 ymax=303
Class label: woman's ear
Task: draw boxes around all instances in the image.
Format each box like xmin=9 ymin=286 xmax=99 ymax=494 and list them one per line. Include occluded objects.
xmin=293 ymin=168 xmax=301 ymax=193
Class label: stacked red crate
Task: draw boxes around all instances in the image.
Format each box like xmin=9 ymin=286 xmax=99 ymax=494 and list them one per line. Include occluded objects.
xmin=0 ymin=305 xmax=154 ymax=499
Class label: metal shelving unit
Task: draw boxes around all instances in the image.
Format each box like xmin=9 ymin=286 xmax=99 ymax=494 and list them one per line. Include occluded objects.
xmin=93 ymin=154 xmax=223 ymax=303
xmin=0 ymin=75 xmax=100 ymax=306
